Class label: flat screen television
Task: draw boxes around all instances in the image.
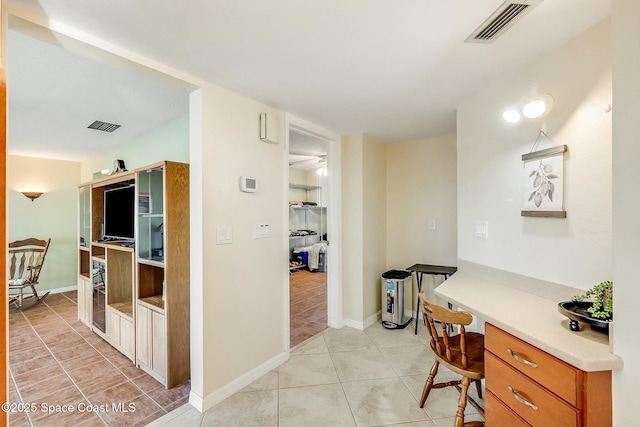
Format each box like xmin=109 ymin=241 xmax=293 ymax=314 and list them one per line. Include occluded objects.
xmin=103 ymin=185 xmax=135 ymax=240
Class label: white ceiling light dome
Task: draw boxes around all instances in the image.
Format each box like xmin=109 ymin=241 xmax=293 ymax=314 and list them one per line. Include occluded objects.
xmin=522 ymin=99 xmax=546 ymax=118
xmin=502 ymin=109 xmax=521 ymax=124
xmin=522 ymin=94 xmax=554 ymax=119
xmin=502 ymin=94 xmax=554 ymax=123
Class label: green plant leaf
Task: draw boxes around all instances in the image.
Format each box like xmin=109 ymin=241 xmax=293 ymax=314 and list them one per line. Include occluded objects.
xmin=571 ymin=281 xmax=613 ymax=320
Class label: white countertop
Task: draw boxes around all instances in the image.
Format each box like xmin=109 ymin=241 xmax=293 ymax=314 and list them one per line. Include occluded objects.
xmin=435 ymin=272 xmax=623 ymax=372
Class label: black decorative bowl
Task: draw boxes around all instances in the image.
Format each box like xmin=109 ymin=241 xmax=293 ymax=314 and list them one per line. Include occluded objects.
xmin=558 ymin=301 xmax=611 ymax=333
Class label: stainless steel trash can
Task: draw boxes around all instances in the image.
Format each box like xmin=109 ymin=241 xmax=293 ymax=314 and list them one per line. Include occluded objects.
xmin=381 ymin=270 xmax=412 ymax=329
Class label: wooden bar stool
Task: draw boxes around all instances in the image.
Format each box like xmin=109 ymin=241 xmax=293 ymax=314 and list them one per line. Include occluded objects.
xmin=419 ymin=292 xmax=485 ymax=427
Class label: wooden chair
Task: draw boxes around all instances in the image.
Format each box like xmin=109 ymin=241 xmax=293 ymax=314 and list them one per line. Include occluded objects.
xmin=419 ymin=292 xmax=485 ymax=427
xmin=8 ymin=238 xmax=51 ymax=309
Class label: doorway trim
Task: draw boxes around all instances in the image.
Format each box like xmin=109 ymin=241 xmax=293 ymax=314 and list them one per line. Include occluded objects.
xmin=286 ymin=114 xmax=343 ymax=334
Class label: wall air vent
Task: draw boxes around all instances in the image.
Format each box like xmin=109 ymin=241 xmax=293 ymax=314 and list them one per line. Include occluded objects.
xmin=465 ymin=0 xmax=542 ymax=44
xmin=88 ymin=120 xmax=121 ymax=133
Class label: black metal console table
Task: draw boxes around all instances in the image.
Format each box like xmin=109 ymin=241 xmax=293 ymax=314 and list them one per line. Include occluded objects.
xmin=405 ymin=264 xmax=457 ymax=334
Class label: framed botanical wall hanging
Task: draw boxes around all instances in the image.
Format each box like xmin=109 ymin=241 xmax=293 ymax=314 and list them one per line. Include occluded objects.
xmin=521 ymin=144 xmax=567 ymax=218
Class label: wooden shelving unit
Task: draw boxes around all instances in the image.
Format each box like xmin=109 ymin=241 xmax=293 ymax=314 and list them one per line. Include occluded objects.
xmin=76 ymin=160 xmax=190 ymax=388
xmin=135 ymin=161 xmax=190 ymax=388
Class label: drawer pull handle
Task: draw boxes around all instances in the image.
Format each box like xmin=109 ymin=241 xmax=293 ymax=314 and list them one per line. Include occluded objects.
xmin=507 ymin=348 xmax=538 ymax=368
xmin=508 ymin=386 xmax=539 ymax=411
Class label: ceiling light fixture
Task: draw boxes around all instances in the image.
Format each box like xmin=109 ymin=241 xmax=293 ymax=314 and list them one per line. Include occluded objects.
xmin=522 ymin=99 xmax=546 ymax=119
xmin=502 ymin=94 xmax=554 ymax=123
xmin=502 ymin=109 xmax=521 ymax=124
xmin=316 ymin=160 xmax=328 ymax=176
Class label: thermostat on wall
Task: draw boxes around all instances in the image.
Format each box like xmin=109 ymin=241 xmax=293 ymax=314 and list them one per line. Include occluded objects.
xmin=240 ymin=176 xmax=257 ymax=193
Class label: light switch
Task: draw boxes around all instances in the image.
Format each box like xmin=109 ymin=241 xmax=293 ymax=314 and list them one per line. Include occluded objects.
xmin=217 ymin=226 xmax=233 ymax=244
xmin=475 ymin=221 xmax=488 ymax=238
xmin=428 ymin=219 xmax=436 ymax=230
xmin=254 ymin=223 xmax=270 ymax=239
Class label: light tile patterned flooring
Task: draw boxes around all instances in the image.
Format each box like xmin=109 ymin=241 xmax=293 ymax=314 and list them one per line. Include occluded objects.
xmin=289 ymin=269 xmax=328 ymax=347
xmin=8 ymin=292 xmax=189 ymax=426
xmin=150 ymin=320 xmax=485 ymax=427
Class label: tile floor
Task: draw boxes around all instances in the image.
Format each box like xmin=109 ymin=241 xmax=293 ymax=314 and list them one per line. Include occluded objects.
xmin=7 ymin=291 xmax=190 ymax=427
xmin=289 ymin=269 xmax=328 ymax=347
xmin=150 ymin=320 xmax=485 ymax=427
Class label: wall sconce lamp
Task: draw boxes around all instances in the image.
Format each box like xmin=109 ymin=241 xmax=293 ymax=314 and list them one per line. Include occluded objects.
xmin=502 ymin=94 xmax=554 ymax=124
xmin=22 ymin=192 xmax=44 ymax=201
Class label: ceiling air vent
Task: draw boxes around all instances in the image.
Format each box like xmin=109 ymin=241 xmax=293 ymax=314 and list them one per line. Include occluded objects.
xmin=88 ymin=120 xmax=121 ymax=133
xmin=465 ymin=0 xmax=542 ymax=44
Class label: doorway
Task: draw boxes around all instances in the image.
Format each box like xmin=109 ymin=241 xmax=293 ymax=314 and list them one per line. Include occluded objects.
xmin=287 ymin=116 xmax=342 ymax=347
xmin=288 ymin=127 xmax=329 ymax=347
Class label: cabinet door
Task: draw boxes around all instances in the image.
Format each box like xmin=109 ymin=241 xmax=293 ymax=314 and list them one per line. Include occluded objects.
xmin=152 ymin=311 xmax=167 ymax=378
xmin=78 ymin=278 xmax=86 ymax=324
xmin=84 ymin=279 xmax=93 ymax=325
xmin=105 ymin=308 xmax=121 ymax=346
xmin=136 ymin=304 xmax=151 ymax=367
xmin=120 ymin=317 xmax=134 ymax=359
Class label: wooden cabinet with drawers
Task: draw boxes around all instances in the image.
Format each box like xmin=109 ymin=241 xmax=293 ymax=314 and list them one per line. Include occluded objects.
xmin=485 ymin=323 xmax=611 ymax=427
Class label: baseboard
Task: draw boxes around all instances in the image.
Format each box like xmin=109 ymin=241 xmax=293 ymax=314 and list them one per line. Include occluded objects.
xmin=195 ymin=350 xmax=289 ymax=413
xmin=343 ymin=310 xmax=404 ymax=331
xmin=48 ymin=285 xmax=77 ymax=294
xmin=363 ymin=311 xmax=379 ymax=329
xmin=188 ymin=391 xmax=204 ymax=412
xmin=342 ymin=318 xmax=364 ymax=330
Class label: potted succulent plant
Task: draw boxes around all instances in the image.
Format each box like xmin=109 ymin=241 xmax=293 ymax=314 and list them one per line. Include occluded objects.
xmin=558 ymin=281 xmax=613 ymax=332
xmin=571 ymin=280 xmax=613 ymax=320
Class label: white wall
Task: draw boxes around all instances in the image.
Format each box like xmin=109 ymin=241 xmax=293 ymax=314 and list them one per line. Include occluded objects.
xmin=194 ymin=83 xmax=289 ymax=406
xmin=611 ymin=1 xmax=640 ymax=425
xmin=341 ymin=135 xmax=365 ymax=324
xmin=7 ymin=155 xmax=80 ymax=292
xmin=81 ymin=114 xmax=189 ymax=182
xmin=362 ymin=134 xmax=387 ymax=320
xmin=340 ymin=134 xmax=387 ymax=327
xmin=457 ymin=17 xmax=612 ymax=290
xmin=386 ymin=134 xmax=457 ymax=306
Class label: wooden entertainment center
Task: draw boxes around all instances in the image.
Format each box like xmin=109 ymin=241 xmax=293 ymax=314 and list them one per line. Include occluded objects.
xmin=77 ymin=160 xmax=190 ymax=389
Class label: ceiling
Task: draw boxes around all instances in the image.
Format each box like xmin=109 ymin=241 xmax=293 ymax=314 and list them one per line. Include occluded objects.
xmin=288 ymin=129 xmax=329 ymax=171
xmin=7 ymin=29 xmax=190 ymax=161
xmin=6 ymin=0 xmax=611 ymax=162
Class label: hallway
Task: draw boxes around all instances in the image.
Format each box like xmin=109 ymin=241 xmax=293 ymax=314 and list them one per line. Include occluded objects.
xmin=289 ymin=269 xmax=328 ymax=347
